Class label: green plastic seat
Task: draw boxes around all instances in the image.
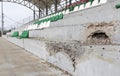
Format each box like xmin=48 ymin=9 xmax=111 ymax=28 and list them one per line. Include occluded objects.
xmin=69 ymin=6 xmax=75 ymax=11
xmin=33 ymin=21 xmax=37 ymax=24
xmin=54 ymin=15 xmax=59 ymax=21
xmin=20 ymin=30 xmax=29 ymax=38
xmin=37 ymin=21 xmax=39 ymax=24
xmin=53 ymin=16 xmax=56 ymax=21
xmin=42 ymin=19 xmax=46 ymax=22
xmin=116 ymin=4 xmax=120 ymax=9
xmin=98 ymin=0 xmax=100 ymax=3
xmin=38 ymin=20 xmax=42 ymax=25
xmin=59 ymin=13 xmax=64 ymax=20
xmin=34 ymin=20 xmax=39 ymax=25
xmin=46 ymin=18 xmax=50 ymax=22
xmin=12 ymin=31 xmax=19 ymax=37
xmin=84 ymin=2 xmax=87 ymax=7
xmin=50 ymin=16 xmax=55 ymax=22
xmin=78 ymin=3 xmax=82 ymax=8
xmin=89 ymin=0 xmax=94 ymax=4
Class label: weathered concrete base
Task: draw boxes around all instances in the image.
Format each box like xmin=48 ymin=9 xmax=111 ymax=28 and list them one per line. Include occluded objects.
xmin=3 ymin=36 xmax=120 ymax=76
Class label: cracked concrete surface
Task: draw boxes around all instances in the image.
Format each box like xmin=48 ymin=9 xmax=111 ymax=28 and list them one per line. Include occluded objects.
xmin=0 ymin=38 xmax=68 ymax=76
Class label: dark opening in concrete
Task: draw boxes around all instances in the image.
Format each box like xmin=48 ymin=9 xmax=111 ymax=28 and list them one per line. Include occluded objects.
xmin=92 ymin=32 xmax=108 ymax=39
xmin=87 ymin=31 xmax=111 ymax=45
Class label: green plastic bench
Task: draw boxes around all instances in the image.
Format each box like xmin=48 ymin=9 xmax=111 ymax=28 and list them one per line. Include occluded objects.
xmin=11 ymin=31 xmax=19 ymax=37
xmin=19 ymin=30 xmax=29 ymax=38
xmin=116 ymin=4 xmax=120 ymax=9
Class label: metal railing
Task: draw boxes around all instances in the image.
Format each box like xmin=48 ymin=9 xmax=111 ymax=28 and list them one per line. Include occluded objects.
xmin=9 ymin=16 xmax=38 ymax=29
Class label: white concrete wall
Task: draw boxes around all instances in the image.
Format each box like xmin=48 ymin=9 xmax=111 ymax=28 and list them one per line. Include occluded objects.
xmin=29 ymin=25 xmax=86 ymax=42
xmin=75 ymin=45 xmax=120 ymax=76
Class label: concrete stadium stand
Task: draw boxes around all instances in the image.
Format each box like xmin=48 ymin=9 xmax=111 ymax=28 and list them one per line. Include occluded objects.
xmin=3 ymin=0 xmax=120 ymax=76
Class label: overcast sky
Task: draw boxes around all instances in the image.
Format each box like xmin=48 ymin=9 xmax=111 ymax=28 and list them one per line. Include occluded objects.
xmin=0 ymin=2 xmax=33 ymax=30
